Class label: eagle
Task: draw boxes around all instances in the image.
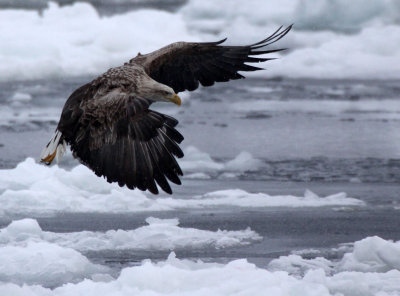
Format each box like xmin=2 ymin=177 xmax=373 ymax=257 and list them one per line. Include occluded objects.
xmin=40 ymin=25 xmax=292 ymax=194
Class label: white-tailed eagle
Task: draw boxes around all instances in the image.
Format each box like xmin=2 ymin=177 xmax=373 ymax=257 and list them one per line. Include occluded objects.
xmin=41 ymin=25 xmax=292 ymax=194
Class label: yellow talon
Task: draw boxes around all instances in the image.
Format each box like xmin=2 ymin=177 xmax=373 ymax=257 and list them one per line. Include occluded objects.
xmin=41 ymin=150 xmax=57 ymax=165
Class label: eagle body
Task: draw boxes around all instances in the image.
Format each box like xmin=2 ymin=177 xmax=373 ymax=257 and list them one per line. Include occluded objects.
xmin=41 ymin=25 xmax=292 ymax=194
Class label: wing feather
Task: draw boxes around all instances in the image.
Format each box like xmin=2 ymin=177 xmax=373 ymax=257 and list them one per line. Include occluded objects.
xmin=57 ymin=73 xmax=184 ymax=194
xmin=132 ymin=25 xmax=292 ymax=93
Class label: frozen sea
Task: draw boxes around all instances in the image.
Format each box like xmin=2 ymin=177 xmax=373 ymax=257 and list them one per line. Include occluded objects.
xmin=0 ymin=1 xmax=400 ymax=295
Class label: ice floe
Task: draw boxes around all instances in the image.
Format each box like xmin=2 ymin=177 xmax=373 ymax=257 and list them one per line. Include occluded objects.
xmin=0 ymin=2 xmax=195 ymax=81
xmin=337 ymin=236 xmax=400 ymax=272
xmin=191 ymin=189 xmax=365 ymax=208
xmin=0 ymin=217 xmax=399 ymax=295
xmin=0 ymin=250 xmax=399 ymax=295
xmin=269 ymin=236 xmax=400 ymax=276
xmin=181 ymin=0 xmax=400 ymax=34
xmin=182 ymin=0 xmax=400 ymax=79
xmin=179 ymin=146 xmax=225 ymax=172
xmin=180 ymin=146 xmax=262 ymax=175
xmin=0 ymin=218 xmax=262 ymax=251
xmin=0 ymin=158 xmax=364 ymax=215
xmin=0 ymin=240 xmax=108 ymax=287
xmin=1 ymin=1 xmax=400 ymax=81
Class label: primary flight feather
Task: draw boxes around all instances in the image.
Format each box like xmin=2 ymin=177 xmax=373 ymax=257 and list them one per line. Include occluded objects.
xmin=40 ymin=25 xmax=292 ymax=195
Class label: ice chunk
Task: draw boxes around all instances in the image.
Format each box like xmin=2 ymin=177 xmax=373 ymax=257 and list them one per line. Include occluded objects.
xmin=1 ymin=0 xmax=399 ymax=81
xmin=224 ymin=151 xmax=263 ymax=172
xmin=0 ymin=2 xmax=196 ymax=81
xmin=268 ymin=254 xmax=333 ymax=276
xmin=0 ymin=218 xmax=262 ymax=251
xmin=338 ymin=236 xmax=400 ymax=272
xmin=1 ymin=250 xmax=400 ymax=295
xmin=181 ymin=0 xmax=400 ymax=34
xmin=0 ymin=158 xmax=364 ymax=214
xmin=196 ymin=189 xmax=364 ymax=208
xmin=267 ymin=25 xmax=400 ymax=79
xmin=0 ymin=241 xmax=108 ymax=287
xmin=0 ymin=218 xmax=42 ymax=243
xmin=179 ymin=146 xmax=224 ymax=172
xmin=0 ymin=158 xmax=169 ymax=214
xmin=268 ymin=235 xmax=400 ymax=279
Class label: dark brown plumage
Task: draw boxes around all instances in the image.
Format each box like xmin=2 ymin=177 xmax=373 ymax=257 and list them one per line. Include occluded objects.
xmin=132 ymin=25 xmax=292 ymax=93
xmin=40 ymin=25 xmax=292 ymax=194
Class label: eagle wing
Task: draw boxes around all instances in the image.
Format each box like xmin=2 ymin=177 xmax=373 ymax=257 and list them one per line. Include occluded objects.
xmin=57 ymin=74 xmax=184 ymax=195
xmin=132 ymin=25 xmax=292 ymax=93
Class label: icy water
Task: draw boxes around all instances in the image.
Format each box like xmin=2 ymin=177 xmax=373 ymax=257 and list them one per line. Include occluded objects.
xmin=1 ymin=0 xmax=400 ymax=294
xmin=0 ymin=77 xmax=399 ymax=273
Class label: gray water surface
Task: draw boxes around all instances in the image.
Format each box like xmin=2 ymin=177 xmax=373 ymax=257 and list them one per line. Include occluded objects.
xmin=0 ymin=77 xmax=399 ymax=275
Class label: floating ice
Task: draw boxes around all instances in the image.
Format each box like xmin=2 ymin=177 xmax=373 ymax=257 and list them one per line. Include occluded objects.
xmin=0 ymin=2 xmax=195 ymax=81
xmin=192 ymin=189 xmax=365 ymax=208
xmin=180 ymin=146 xmax=262 ymax=175
xmin=0 ymin=158 xmax=169 ymax=214
xmin=181 ymin=0 xmax=400 ymax=34
xmin=269 ymin=236 xmax=400 ymax=278
xmin=338 ymin=236 xmax=400 ymax=272
xmin=0 ymin=218 xmax=262 ymax=251
xmin=1 ymin=251 xmax=399 ymax=296
xmin=224 ymin=151 xmax=263 ymax=172
xmin=0 ymin=158 xmax=364 ymax=214
xmin=268 ymin=25 xmax=400 ymax=79
xmin=268 ymin=254 xmax=334 ymax=276
xmin=0 ymin=240 xmax=108 ymax=287
xmin=180 ymin=146 xmax=224 ymax=172
xmin=0 ymin=1 xmax=399 ymax=81
xmin=0 ymin=219 xmax=398 ymax=295
xmin=182 ymin=0 xmax=400 ymax=79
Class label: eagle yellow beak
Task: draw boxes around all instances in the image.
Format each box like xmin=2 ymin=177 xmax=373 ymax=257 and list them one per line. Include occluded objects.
xmin=168 ymin=94 xmax=181 ymax=106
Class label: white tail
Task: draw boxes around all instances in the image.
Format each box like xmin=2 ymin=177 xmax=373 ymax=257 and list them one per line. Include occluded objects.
xmin=40 ymin=130 xmax=67 ymax=165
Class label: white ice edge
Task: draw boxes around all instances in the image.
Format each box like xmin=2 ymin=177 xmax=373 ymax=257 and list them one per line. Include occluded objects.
xmin=0 ymin=218 xmax=262 ymax=252
xmin=269 ymin=236 xmax=400 ymax=276
xmin=0 ymin=158 xmax=364 ymax=214
xmin=1 ymin=238 xmax=400 ymax=296
xmin=0 ymin=240 xmax=109 ymax=287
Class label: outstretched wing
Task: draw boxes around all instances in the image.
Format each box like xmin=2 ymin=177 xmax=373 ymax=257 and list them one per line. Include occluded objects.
xmin=132 ymin=25 xmax=292 ymax=93
xmin=57 ymin=79 xmax=184 ymax=195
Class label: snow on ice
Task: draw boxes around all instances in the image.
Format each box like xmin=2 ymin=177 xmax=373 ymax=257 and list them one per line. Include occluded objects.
xmin=0 ymin=158 xmax=364 ymax=215
xmin=269 ymin=236 xmax=400 ymax=277
xmin=196 ymin=189 xmax=364 ymax=208
xmin=0 ymin=0 xmax=400 ymax=81
xmin=0 ymin=241 xmax=108 ymax=287
xmin=0 ymin=242 xmax=400 ymax=295
xmin=0 ymin=218 xmax=262 ymax=251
